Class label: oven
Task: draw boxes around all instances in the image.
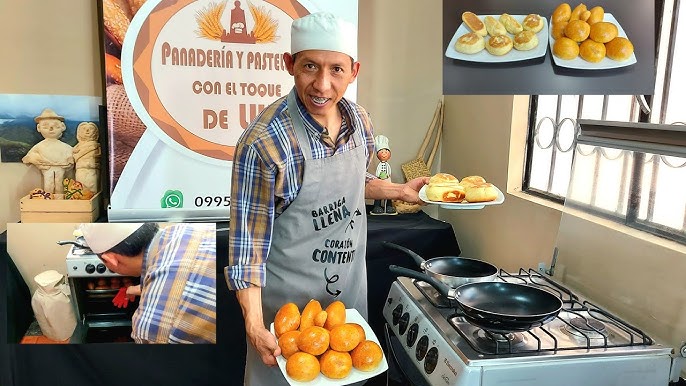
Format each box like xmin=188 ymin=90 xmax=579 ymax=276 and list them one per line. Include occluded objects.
xmin=62 ymin=241 xmax=140 ymax=343
xmin=383 ymin=268 xmax=685 ymax=386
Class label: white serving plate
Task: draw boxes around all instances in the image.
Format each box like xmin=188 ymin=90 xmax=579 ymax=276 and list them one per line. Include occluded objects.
xmin=445 ymin=14 xmax=549 ymax=62
xmin=548 ymin=13 xmax=637 ymax=69
xmin=270 ymin=308 xmax=388 ymax=386
xmin=419 ymin=184 xmax=505 ymax=210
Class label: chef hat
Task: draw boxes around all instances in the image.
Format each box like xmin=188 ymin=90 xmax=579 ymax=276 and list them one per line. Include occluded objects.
xmin=79 ymin=223 xmax=144 ymax=254
xmin=291 ymin=12 xmax=357 ymax=61
xmin=374 ymin=135 xmax=390 ymax=151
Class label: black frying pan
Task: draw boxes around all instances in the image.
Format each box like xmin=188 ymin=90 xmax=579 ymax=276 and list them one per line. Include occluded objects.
xmin=384 ymin=241 xmax=497 ymax=288
xmin=389 ymin=265 xmax=563 ymax=333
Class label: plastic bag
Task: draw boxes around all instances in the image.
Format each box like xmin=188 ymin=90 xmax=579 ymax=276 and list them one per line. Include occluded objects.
xmin=30 ymin=270 xmax=77 ymax=341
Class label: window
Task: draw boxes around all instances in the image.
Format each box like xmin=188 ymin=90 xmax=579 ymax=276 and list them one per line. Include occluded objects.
xmin=524 ymin=0 xmax=686 ymax=244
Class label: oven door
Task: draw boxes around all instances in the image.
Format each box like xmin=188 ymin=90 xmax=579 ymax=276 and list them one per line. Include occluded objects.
xmin=384 ymin=323 xmax=431 ymax=386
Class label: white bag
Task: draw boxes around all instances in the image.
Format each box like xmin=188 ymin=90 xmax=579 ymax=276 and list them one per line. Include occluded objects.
xmin=31 ymin=270 xmax=77 ymax=341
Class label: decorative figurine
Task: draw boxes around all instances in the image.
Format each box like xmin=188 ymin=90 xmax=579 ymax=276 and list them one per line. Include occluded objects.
xmin=21 ymin=109 xmax=74 ymax=195
xmin=72 ymin=121 xmax=101 ymax=194
xmin=370 ymin=135 xmax=397 ymax=215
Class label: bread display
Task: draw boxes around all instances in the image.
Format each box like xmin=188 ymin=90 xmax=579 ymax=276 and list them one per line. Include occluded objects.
xmin=605 ymin=37 xmax=634 ymax=61
xmin=551 ymin=2 xmax=635 ymax=63
xmin=484 ymin=15 xmax=507 ymax=37
xmin=465 ymin=183 xmax=499 ymax=203
xmin=455 ymin=32 xmax=486 ymax=54
xmin=486 ymin=34 xmax=513 ymax=56
xmin=522 ymin=14 xmax=544 ymax=33
xmin=499 ymin=13 xmax=523 ymax=34
xmin=462 ymin=12 xmax=487 ymax=36
xmin=514 ymin=30 xmax=539 ymax=51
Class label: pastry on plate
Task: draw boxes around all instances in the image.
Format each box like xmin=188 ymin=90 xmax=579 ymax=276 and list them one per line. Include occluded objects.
xmin=605 ymin=37 xmax=634 ymax=61
xmin=569 ymin=3 xmax=587 ymax=21
xmin=587 ymin=6 xmax=604 ymax=25
xmin=553 ymin=37 xmax=580 ymax=60
xmin=552 ymin=3 xmax=571 ymax=23
xmin=425 ymin=184 xmax=466 ymax=203
xmin=564 ymin=19 xmax=591 ymax=42
xmin=454 ymin=32 xmax=486 ymax=54
xmin=499 ymin=13 xmax=523 ymax=34
xmin=462 ymin=11 xmax=487 ymax=36
xmin=522 ymin=14 xmax=544 ymax=33
xmin=484 ymin=15 xmax=507 ymax=36
xmin=458 ymin=175 xmax=487 ymax=188
xmin=551 ymin=21 xmax=568 ymax=40
xmin=513 ymin=30 xmax=539 ymax=51
xmin=589 ymin=21 xmax=618 ymax=43
xmin=429 ymin=172 xmax=459 ymax=184
xmin=579 ymin=39 xmax=606 ymax=62
xmin=465 ymin=183 xmax=498 ymax=203
xmin=486 ymin=34 xmax=513 ymax=56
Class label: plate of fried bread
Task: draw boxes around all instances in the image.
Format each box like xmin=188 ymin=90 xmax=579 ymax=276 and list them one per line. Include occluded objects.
xmin=419 ymin=173 xmax=505 ymax=210
xmin=548 ymin=6 xmax=636 ymax=70
xmin=445 ymin=12 xmax=549 ymax=63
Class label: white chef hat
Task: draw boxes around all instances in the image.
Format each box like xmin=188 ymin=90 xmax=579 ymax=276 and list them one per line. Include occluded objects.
xmin=79 ymin=223 xmax=144 ymax=254
xmin=374 ymin=135 xmax=390 ymax=151
xmin=291 ymin=12 xmax=357 ymax=61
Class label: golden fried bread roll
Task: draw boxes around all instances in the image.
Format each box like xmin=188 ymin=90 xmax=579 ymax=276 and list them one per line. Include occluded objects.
xmin=465 ymin=183 xmax=498 ymax=203
xmin=459 ymin=175 xmax=487 ymax=188
xmin=462 ymin=12 xmax=487 ymax=36
xmin=299 ymin=299 xmax=323 ymax=331
xmin=486 ymin=34 xmax=513 ymax=56
xmin=605 ymin=37 xmax=634 ymax=61
xmin=513 ymin=30 xmax=539 ymax=51
xmin=570 ymin=3 xmax=587 ymax=21
xmin=522 ymin=14 xmax=544 ymax=33
xmin=580 ymin=10 xmax=591 ymax=22
xmin=552 ymin=3 xmax=571 ymax=23
xmin=454 ymin=32 xmax=486 ymax=54
xmin=579 ymin=39 xmax=606 ymax=62
xmin=553 ymin=37 xmax=580 ymax=60
xmin=564 ymin=19 xmax=590 ymax=42
xmin=500 ymin=13 xmax=523 ymax=34
xmin=586 ymin=6 xmax=604 ymax=25
xmin=589 ymin=22 xmax=618 ymax=43
xmin=429 ymin=173 xmax=459 ymax=185
xmin=551 ymin=21 xmax=568 ymax=40
xmin=484 ymin=15 xmax=507 ymax=37
xmin=426 ymin=184 xmax=466 ymax=203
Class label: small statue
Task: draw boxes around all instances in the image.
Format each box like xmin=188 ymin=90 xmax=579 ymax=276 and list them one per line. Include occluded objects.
xmin=21 ymin=109 xmax=74 ymax=195
xmin=370 ymin=135 xmax=397 ymax=216
xmin=72 ymin=122 xmax=101 ymax=193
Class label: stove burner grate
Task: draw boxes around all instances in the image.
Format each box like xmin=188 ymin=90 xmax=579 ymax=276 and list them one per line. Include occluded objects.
xmin=565 ymin=316 xmax=607 ymax=338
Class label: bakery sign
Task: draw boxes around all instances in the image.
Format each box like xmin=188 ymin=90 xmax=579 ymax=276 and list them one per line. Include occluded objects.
xmin=105 ymin=0 xmax=358 ymax=221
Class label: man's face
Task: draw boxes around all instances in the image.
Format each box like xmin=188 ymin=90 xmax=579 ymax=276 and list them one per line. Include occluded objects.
xmin=37 ymin=119 xmax=65 ymax=139
xmin=285 ymin=50 xmax=360 ymax=122
xmin=98 ymin=252 xmax=142 ymax=277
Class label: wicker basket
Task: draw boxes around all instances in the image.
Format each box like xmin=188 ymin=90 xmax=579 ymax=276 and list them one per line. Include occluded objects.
xmin=401 ymin=99 xmax=443 ymax=182
xmin=392 ymin=200 xmax=422 ymax=214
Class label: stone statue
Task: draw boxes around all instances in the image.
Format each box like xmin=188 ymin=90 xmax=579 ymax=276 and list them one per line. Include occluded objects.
xmin=370 ymin=135 xmax=397 ymax=215
xmin=72 ymin=122 xmax=101 ymax=193
xmin=22 ymin=109 xmax=74 ymax=195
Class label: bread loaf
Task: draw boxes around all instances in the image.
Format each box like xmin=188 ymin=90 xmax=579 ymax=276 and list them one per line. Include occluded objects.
xmin=465 ymin=183 xmax=498 ymax=203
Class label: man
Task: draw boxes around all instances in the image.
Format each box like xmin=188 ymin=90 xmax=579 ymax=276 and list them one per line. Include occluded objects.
xmin=81 ymin=222 xmax=217 ymax=344
xmin=225 ymin=12 xmax=428 ymax=384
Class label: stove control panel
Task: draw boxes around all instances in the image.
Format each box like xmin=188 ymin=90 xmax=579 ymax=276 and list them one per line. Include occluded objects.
xmin=384 ymin=281 xmax=481 ymax=386
xmin=66 ymin=258 xmax=120 ymax=277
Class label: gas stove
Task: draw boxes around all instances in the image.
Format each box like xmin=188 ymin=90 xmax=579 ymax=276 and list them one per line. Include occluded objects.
xmin=383 ymin=269 xmax=678 ymax=386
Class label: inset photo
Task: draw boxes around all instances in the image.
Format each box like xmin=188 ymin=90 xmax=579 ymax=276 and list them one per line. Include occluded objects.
xmin=6 ymin=222 xmax=216 ymax=344
xmin=443 ymin=0 xmax=655 ymax=95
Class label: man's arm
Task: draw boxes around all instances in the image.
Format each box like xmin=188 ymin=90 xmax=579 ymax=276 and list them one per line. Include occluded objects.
xmin=365 ymin=176 xmax=430 ymax=204
xmin=236 ymin=286 xmax=281 ymax=366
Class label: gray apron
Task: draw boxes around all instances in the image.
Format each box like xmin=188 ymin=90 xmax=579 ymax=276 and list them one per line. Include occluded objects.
xmin=244 ymin=89 xmax=369 ymax=385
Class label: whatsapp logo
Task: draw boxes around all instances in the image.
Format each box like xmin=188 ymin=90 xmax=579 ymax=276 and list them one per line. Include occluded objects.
xmin=161 ymin=190 xmax=183 ymax=208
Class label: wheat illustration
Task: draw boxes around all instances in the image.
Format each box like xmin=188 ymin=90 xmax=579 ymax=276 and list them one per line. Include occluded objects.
xmin=248 ymin=2 xmax=279 ymax=43
xmin=195 ymin=1 xmax=227 ymax=40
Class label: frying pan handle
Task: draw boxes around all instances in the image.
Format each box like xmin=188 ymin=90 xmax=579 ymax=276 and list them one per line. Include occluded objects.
xmin=383 ymin=241 xmax=426 ymax=268
xmin=388 ymin=265 xmax=453 ymax=299
xmin=56 ymin=240 xmax=87 ymax=249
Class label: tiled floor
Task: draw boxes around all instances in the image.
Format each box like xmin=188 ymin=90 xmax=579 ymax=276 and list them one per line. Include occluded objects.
xmin=20 ymin=319 xmax=70 ymax=344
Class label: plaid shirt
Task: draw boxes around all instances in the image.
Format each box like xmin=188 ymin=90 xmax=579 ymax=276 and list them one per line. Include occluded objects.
xmin=225 ymin=93 xmax=376 ymax=290
xmin=132 ymin=223 xmax=216 ymax=343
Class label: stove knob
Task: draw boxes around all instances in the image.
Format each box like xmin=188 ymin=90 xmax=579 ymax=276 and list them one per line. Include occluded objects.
xmin=415 ymin=335 xmax=429 ymax=361
xmin=85 ymin=264 xmax=95 ymax=274
xmin=392 ymin=304 xmax=403 ymax=325
xmin=424 ymin=347 xmax=439 ymax=374
xmin=406 ymin=323 xmax=419 ymax=347
xmin=399 ymin=312 xmax=410 ymax=335
xmin=96 ymin=263 xmax=107 ymax=274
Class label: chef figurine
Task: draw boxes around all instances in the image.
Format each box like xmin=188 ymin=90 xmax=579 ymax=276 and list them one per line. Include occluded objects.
xmin=22 ymin=109 xmax=74 ymax=195
xmin=370 ymin=135 xmax=397 ymax=215
xmin=72 ymin=121 xmax=101 ymax=194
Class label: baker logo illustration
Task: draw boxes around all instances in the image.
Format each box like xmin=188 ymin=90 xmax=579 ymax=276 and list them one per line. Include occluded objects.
xmin=196 ymin=0 xmax=279 ymax=45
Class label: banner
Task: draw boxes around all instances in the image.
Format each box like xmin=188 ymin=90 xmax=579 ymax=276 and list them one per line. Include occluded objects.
xmin=101 ymin=0 xmax=358 ymax=221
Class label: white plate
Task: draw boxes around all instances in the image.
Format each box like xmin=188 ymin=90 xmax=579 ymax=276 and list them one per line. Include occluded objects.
xmin=445 ymin=14 xmax=549 ymax=62
xmin=548 ymin=13 xmax=637 ymax=69
xmin=419 ymin=184 xmax=505 ymax=210
xmin=269 ymin=308 xmax=388 ymax=386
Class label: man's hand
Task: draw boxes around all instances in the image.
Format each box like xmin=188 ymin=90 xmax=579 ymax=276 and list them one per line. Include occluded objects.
xmin=246 ymin=322 xmax=282 ymax=366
